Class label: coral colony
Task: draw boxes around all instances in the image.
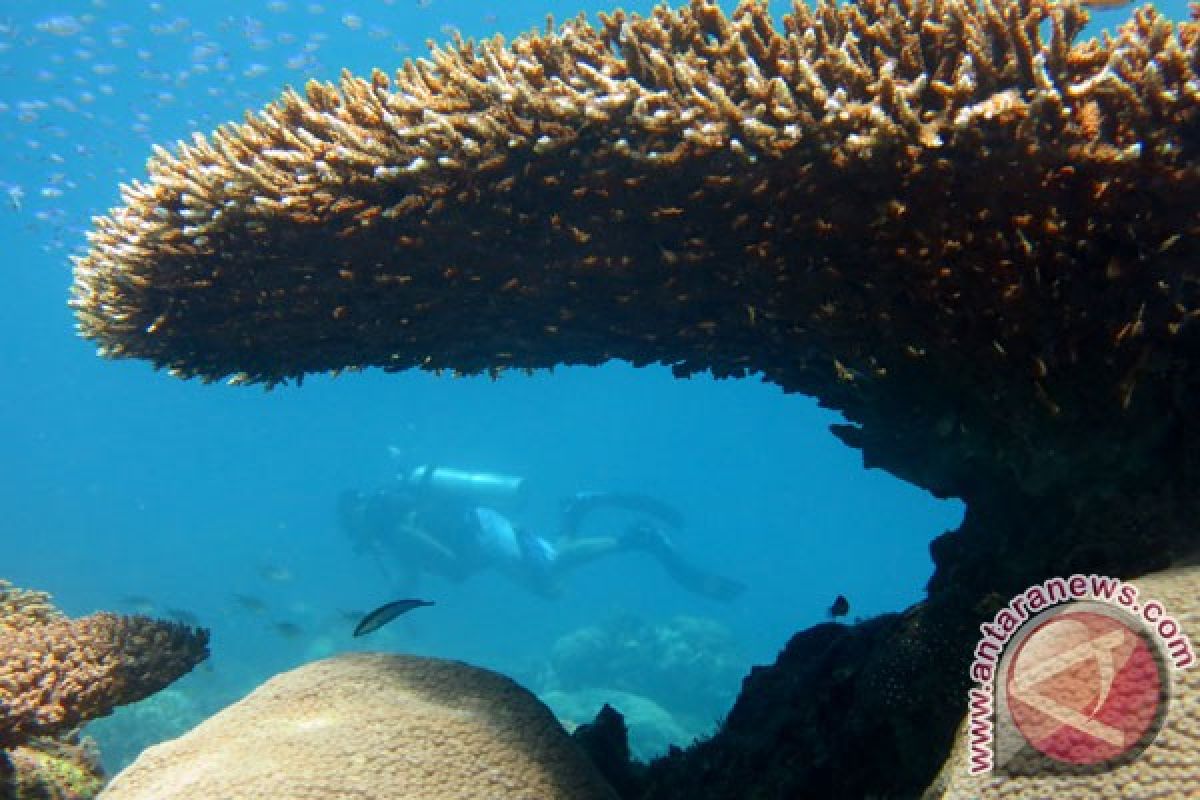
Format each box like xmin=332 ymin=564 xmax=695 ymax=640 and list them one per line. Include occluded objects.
xmin=49 ymin=0 xmax=1200 ymax=797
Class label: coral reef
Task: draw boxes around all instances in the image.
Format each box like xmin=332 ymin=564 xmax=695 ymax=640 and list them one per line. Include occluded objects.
xmin=97 ymin=652 xmax=618 ymax=800
xmin=543 ymin=688 xmax=696 ymax=762
xmin=67 ymin=0 xmax=1200 ymax=795
xmin=925 ymin=562 xmax=1199 ymax=799
xmin=0 ymin=580 xmax=210 ymax=750
xmin=83 ymin=689 xmax=200 ymax=776
xmin=637 ymin=610 xmax=972 ymax=797
xmin=544 ymin=614 xmax=740 ymax=731
xmin=0 ymin=733 xmax=105 ymax=800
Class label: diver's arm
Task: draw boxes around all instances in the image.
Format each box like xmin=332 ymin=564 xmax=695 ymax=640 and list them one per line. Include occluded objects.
xmin=392 ymin=514 xmax=472 ymax=580
xmin=395 ymin=519 xmax=457 ymax=561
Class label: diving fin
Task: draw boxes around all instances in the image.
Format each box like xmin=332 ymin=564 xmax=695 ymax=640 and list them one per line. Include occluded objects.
xmin=561 ymin=491 xmax=685 ymax=538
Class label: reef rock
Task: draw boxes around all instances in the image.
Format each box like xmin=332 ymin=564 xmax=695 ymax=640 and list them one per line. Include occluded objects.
xmin=542 ymin=688 xmax=697 ymax=762
xmin=98 ymin=652 xmax=617 ymax=800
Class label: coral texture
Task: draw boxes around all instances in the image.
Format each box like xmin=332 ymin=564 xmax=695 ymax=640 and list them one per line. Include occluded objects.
xmin=637 ymin=612 xmax=964 ymax=798
xmin=0 ymin=580 xmax=210 ymax=750
xmin=925 ymin=562 xmax=1199 ymax=799
xmin=1 ymin=733 xmax=106 ymax=800
xmin=546 ymin=614 xmax=740 ymax=727
xmin=97 ymin=652 xmax=618 ymax=800
xmin=71 ymin=0 xmax=1199 ymax=494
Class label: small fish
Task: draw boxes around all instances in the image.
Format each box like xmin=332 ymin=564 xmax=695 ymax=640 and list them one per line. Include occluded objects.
xmin=232 ymin=593 xmax=267 ymax=614
xmin=166 ymin=608 xmax=201 ymax=626
xmin=121 ymin=593 xmax=155 ymax=614
xmin=272 ymin=621 xmax=304 ymax=639
xmin=829 ymin=594 xmax=850 ymax=620
xmin=353 ymin=598 xmax=434 ymax=637
xmin=257 ymin=563 xmax=293 ymax=583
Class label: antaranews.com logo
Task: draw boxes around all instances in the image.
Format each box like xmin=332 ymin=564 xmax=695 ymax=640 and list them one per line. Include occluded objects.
xmin=967 ymin=574 xmax=1195 ymax=776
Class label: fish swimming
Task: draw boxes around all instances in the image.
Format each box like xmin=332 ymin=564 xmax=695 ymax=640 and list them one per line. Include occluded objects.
xmin=829 ymin=594 xmax=850 ymax=620
xmin=257 ymin=562 xmax=294 ymax=583
xmin=353 ymin=598 xmax=434 ymax=637
xmin=232 ymin=593 xmax=267 ymax=614
xmin=272 ymin=621 xmax=304 ymax=639
xmin=166 ymin=607 xmax=201 ymax=626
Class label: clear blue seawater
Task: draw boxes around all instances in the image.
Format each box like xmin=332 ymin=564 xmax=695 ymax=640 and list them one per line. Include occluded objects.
xmin=0 ymin=0 xmax=1177 ymax=776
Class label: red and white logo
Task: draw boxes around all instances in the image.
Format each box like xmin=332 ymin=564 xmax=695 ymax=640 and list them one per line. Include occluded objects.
xmin=993 ymin=603 xmax=1169 ymax=774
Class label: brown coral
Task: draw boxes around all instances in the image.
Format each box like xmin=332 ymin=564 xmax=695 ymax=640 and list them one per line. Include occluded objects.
xmin=98 ymin=652 xmax=618 ymax=800
xmin=0 ymin=580 xmax=209 ymax=750
xmin=70 ymin=0 xmax=1199 ymax=499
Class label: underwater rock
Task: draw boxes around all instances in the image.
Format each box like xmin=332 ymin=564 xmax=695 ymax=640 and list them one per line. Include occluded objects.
xmin=98 ymin=652 xmax=617 ymax=800
xmin=637 ymin=612 xmax=962 ymax=798
xmin=0 ymin=580 xmax=210 ymax=750
xmin=924 ymin=562 xmax=1200 ymax=800
xmin=571 ymin=704 xmax=644 ymax=800
xmin=542 ymin=688 xmax=697 ymax=763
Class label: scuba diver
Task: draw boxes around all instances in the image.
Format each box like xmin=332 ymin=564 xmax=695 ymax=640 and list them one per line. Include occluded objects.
xmin=337 ymin=466 xmax=745 ymax=603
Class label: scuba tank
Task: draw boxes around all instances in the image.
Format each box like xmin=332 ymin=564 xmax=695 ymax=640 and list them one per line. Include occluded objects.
xmin=402 ymin=465 xmax=528 ymax=508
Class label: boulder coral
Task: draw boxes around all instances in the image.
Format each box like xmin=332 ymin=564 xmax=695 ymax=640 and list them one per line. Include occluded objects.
xmin=546 ymin=614 xmax=741 ymax=725
xmin=0 ymin=580 xmax=210 ymax=750
xmin=97 ymin=652 xmax=618 ymax=800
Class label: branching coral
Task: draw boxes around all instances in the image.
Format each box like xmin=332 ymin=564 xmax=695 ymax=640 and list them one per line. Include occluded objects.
xmin=0 ymin=580 xmax=210 ymax=750
xmin=70 ymin=0 xmax=1199 ymax=502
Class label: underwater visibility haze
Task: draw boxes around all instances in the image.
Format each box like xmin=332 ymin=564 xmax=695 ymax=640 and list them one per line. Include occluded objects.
xmin=3 ymin=0 xmax=1196 ymax=797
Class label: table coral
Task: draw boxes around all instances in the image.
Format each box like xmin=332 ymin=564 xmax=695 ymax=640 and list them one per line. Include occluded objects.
xmin=0 ymin=580 xmax=210 ymax=750
xmin=71 ymin=0 xmax=1199 ymax=498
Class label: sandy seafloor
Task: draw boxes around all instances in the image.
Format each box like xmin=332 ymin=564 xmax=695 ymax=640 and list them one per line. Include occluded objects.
xmin=0 ymin=0 xmax=1177 ymax=779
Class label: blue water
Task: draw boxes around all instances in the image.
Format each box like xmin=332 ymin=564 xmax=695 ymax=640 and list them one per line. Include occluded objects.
xmin=2 ymin=0 xmax=1176 ymax=776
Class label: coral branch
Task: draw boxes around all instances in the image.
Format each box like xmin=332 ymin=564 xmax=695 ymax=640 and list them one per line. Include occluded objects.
xmin=0 ymin=581 xmax=209 ymax=750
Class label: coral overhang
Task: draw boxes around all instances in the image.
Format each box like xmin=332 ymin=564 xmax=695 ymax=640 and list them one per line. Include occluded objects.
xmin=71 ymin=0 xmax=1199 ymax=500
